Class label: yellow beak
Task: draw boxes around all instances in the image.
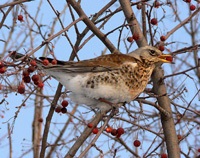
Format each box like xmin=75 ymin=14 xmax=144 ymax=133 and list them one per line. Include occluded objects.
xmin=158 ymin=54 xmax=173 ymax=63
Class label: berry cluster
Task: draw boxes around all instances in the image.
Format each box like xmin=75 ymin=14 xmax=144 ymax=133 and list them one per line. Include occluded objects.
xmin=16 ymin=58 xmax=58 ymax=94
xmin=17 ymin=59 xmax=45 ymax=94
xmin=87 ymin=124 xmax=125 ymax=138
xmin=184 ymin=0 xmax=196 ymax=11
xmin=55 ymin=100 xmax=68 ymax=114
xmin=127 ymin=33 xmax=140 ymax=43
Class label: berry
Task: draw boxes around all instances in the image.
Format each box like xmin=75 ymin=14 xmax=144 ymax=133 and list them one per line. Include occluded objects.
xmin=177 ymin=134 xmax=182 ymax=140
xmin=61 ymin=100 xmax=68 ymax=107
xmin=117 ymin=127 xmax=125 ymax=135
xmin=31 ymin=74 xmax=39 ymax=82
xmin=136 ymin=4 xmax=142 ymax=10
xmin=166 ymin=56 xmax=173 ymax=62
xmin=18 ymin=83 xmax=25 ymax=94
xmin=92 ymin=127 xmax=98 ymax=134
xmin=160 ymin=36 xmax=166 ymax=41
xmin=127 ymin=37 xmax=133 ymax=43
xmin=132 ymin=33 xmax=140 ymax=40
xmin=150 ymin=18 xmax=158 ymax=25
xmin=133 ymin=139 xmax=141 ymax=147
xmin=0 ymin=67 xmax=6 ymax=74
xmin=160 ymin=153 xmax=168 ymax=158
xmin=185 ymin=0 xmax=191 ymax=3
xmin=154 ymin=1 xmax=160 ymax=8
xmin=23 ymin=76 xmax=31 ymax=83
xmin=111 ymin=129 xmax=117 ymax=136
xmin=30 ymin=60 xmax=37 ymax=66
xmin=37 ymin=82 xmax=44 ymax=88
xmin=38 ymin=118 xmax=43 ymax=123
xmin=158 ymin=45 xmax=165 ymax=51
xmin=105 ymin=127 xmax=112 ymax=133
xmin=87 ymin=123 xmax=93 ymax=128
xmin=17 ymin=15 xmax=24 ymax=22
xmin=198 ymin=148 xmax=200 ymax=152
xmin=51 ymin=59 xmax=57 ymax=65
xmin=190 ymin=5 xmax=196 ymax=11
xmin=55 ymin=106 xmax=62 ymax=113
xmin=0 ymin=61 xmax=4 ymax=68
xmin=22 ymin=69 xmax=30 ymax=77
xmin=28 ymin=66 xmax=35 ymax=73
xmin=61 ymin=107 xmax=67 ymax=114
xmin=42 ymin=59 xmax=49 ymax=66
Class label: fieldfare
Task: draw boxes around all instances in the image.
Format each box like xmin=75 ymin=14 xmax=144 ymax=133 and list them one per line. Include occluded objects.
xmin=10 ymin=46 xmax=172 ymax=109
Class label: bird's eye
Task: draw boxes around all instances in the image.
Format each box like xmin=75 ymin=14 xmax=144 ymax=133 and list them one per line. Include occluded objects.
xmin=149 ymin=50 xmax=156 ymax=56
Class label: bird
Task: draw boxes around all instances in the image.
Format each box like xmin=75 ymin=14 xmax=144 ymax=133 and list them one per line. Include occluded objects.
xmin=10 ymin=46 xmax=172 ymax=110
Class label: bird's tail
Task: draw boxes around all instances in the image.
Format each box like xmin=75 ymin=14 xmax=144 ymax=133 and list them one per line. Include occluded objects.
xmin=9 ymin=51 xmax=42 ymax=65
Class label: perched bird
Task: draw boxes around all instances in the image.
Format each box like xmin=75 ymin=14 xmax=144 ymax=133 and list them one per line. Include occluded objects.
xmin=10 ymin=46 xmax=172 ymax=110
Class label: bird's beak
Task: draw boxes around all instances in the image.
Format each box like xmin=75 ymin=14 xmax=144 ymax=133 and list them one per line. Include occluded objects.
xmin=158 ymin=54 xmax=173 ymax=63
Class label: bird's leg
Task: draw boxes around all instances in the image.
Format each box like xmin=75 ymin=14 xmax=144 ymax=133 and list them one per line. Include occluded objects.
xmin=98 ymin=98 xmax=119 ymax=114
xmin=98 ymin=98 xmax=114 ymax=107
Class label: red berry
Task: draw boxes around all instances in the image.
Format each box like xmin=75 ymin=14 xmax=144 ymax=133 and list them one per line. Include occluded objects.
xmin=160 ymin=36 xmax=166 ymax=41
xmin=87 ymin=123 xmax=93 ymax=128
xmin=190 ymin=5 xmax=196 ymax=11
xmin=55 ymin=106 xmax=62 ymax=113
xmin=177 ymin=134 xmax=182 ymax=140
xmin=166 ymin=56 xmax=173 ymax=62
xmin=30 ymin=60 xmax=37 ymax=66
xmin=23 ymin=76 xmax=31 ymax=83
xmin=92 ymin=127 xmax=98 ymax=134
xmin=51 ymin=59 xmax=57 ymax=65
xmin=61 ymin=107 xmax=67 ymax=113
xmin=161 ymin=153 xmax=168 ymax=158
xmin=133 ymin=139 xmax=141 ymax=147
xmin=18 ymin=83 xmax=25 ymax=94
xmin=136 ymin=4 xmax=142 ymax=10
xmin=0 ymin=67 xmax=6 ymax=74
xmin=127 ymin=37 xmax=133 ymax=43
xmin=158 ymin=45 xmax=165 ymax=51
xmin=42 ymin=59 xmax=49 ymax=66
xmin=37 ymin=82 xmax=44 ymax=88
xmin=105 ymin=127 xmax=112 ymax=133
xmin=117 ymin=127 xmax=125 ymax=135
xmin=22 ymin=69 xmax=30 ymax=77
xmin=38 ymin=118 xmax=43 ymax=122
xmin=17 ymin=15 xmax=24 ymax=22
xmin=150 ymin=18 xmax=158 ymax=25
xmin=0 ymin=61 xmax=4 ymax=68
xmin=31 ymin=74 xmax=39 ymax=82
xmin=185 ymin=0 xmax=191 ymax=3
xmin=111 ymin=129 xmax=117 ymax=136
xmin=28 ymin=66 xmax=35 ymax=73
xmin=154 ymin=1 xmax=160 ymax=8
xmin=132 ymin=33 xmax=140 ymax=40
xmin=198 ymin=148 xmax=200 ymax=152
xmin=61 ymin=100 xmax=68 ymax=107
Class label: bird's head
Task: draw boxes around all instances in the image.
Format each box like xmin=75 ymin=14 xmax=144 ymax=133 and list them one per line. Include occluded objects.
xmin=128 ymin=46 xmax=173 ymax=66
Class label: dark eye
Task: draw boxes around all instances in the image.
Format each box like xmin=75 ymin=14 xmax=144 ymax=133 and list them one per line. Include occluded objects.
xmin=149 ymin=50 xmax=156 ymax=56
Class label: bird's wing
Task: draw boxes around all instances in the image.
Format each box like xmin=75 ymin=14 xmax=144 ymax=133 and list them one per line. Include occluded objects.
xmin=9 ymin=51 xmax=139 ymax=73
xmin=40 ymin=53 xmax=138 ymax=73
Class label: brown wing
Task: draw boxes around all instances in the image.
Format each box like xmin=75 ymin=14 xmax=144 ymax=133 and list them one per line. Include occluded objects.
xmin=9 ymin=51 xmax=138 ymax=73
xmin=40 ymin=53 xmax=138 ymax=73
